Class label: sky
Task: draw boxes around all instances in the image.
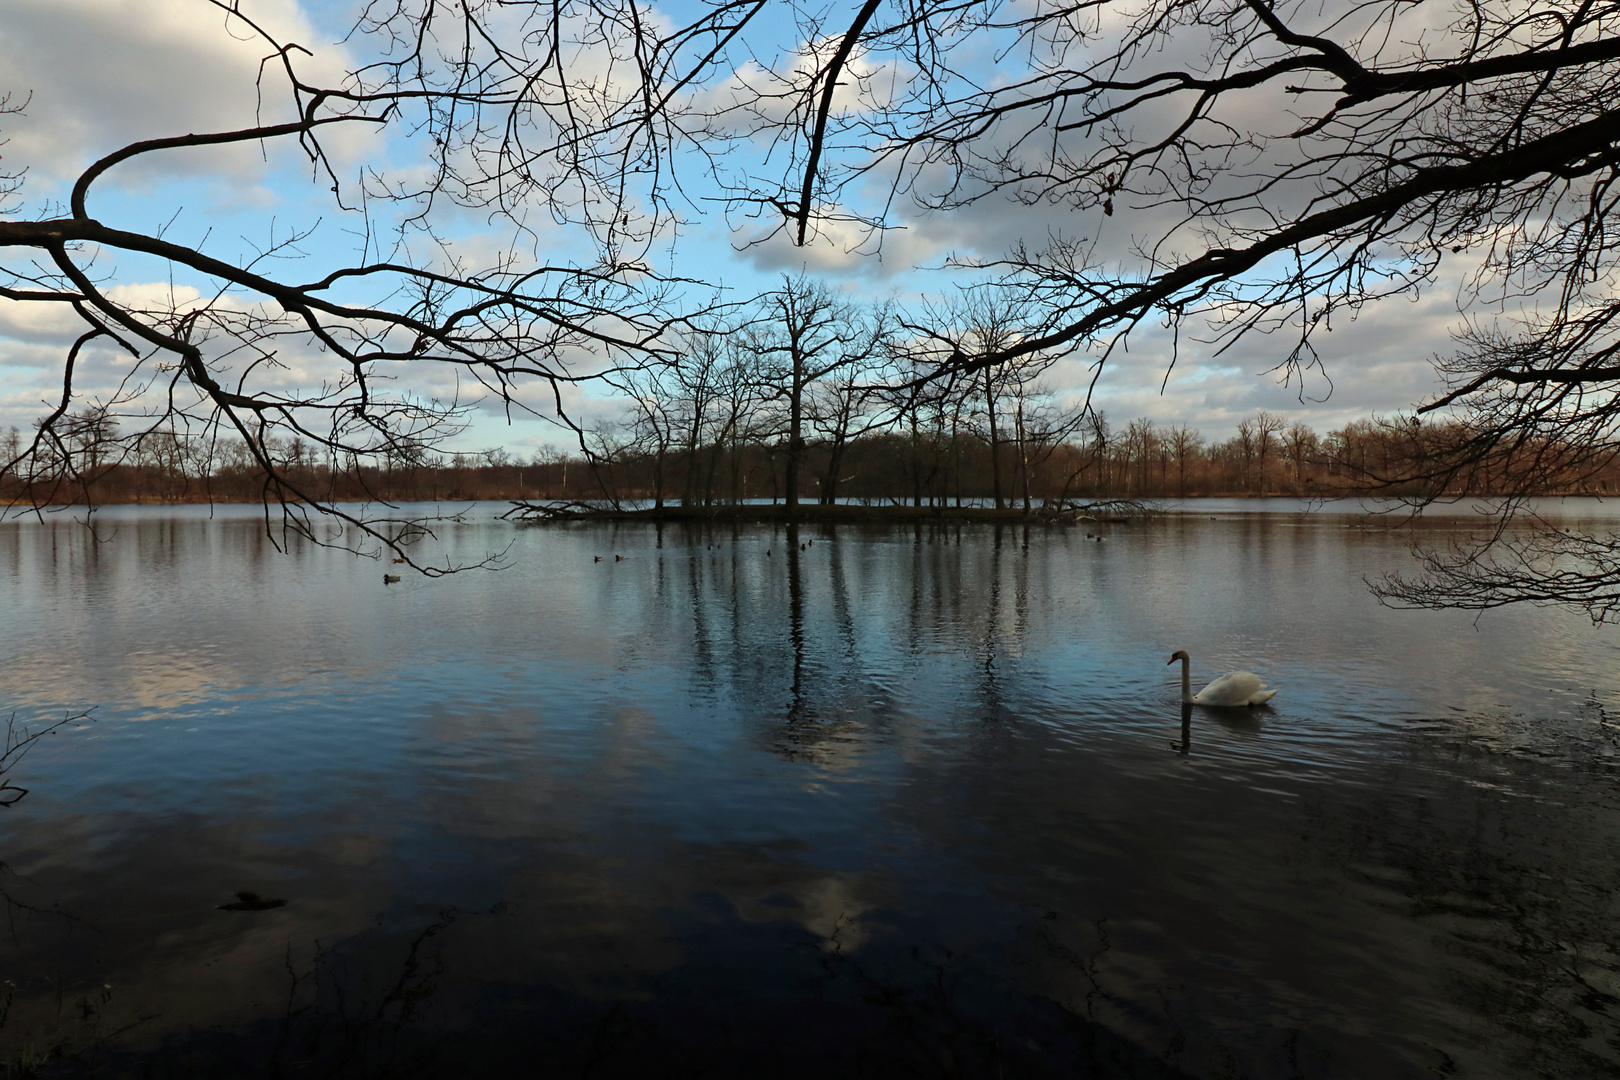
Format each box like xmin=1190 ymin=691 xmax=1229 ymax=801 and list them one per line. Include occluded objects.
xmin=0 ymin=0 xmax=1494 ymax=456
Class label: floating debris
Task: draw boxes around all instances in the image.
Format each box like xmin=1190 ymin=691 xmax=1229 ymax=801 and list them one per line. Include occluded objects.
xmin=216 ymin=891 xmax=286 ymax=912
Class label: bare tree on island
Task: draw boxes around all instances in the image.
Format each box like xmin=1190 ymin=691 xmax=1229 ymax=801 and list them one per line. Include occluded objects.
xmin=897 ymin=290 xmax=1087 ymax=510
xmin=744 ymin=277 xmax=888 ymax=512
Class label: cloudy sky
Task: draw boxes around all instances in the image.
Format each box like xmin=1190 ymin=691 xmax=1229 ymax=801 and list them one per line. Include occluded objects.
xmin=0 ymin=0 xmax=1485 ymax=455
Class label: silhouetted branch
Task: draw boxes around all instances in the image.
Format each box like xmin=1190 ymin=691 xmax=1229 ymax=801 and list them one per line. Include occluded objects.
xmin=0 ymin=709 xmax=93 ymax=807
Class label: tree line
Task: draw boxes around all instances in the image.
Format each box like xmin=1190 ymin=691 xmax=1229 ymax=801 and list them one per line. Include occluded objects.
xmin=9 ymin=402 xmax=1614 ymax=510
xmin=11 ymin=277 xmax=1617 ymax=511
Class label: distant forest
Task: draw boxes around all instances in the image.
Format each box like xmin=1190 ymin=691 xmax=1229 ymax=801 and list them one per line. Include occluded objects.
xmin=7 ymin=277 xmax=1613 ymax=513
xmin=4 ymin=408 xmax=1613 ymax=509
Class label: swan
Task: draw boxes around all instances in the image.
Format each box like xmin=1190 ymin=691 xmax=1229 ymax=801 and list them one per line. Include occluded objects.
xmin=1168 ymin=649 xmax=1278 ymax=707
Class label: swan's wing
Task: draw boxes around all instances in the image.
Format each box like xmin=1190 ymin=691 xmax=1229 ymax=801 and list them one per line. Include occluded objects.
xmin=1193 ymin=671 xmax=1266 ymax=707
xmin=1247 ymin=688 xmax=1279 ymax=705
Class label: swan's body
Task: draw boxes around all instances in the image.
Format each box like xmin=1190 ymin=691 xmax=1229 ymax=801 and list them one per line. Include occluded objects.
xmin=1168 ymin=649 xmax=1278 ymax=707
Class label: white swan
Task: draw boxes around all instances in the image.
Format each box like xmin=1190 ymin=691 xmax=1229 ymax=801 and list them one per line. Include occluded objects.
xmin=1168 ymin=649 xmax=1278 ymax=707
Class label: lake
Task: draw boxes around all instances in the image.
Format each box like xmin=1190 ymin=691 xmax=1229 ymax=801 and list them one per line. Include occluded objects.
xmin=1 ymin=501 xmax=1617 ymax=1078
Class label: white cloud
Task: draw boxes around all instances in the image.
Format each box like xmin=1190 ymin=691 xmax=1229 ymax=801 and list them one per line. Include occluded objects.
xmin=1080 ymin=275 xmax=1473 ymax=437
xmin=0 ymin=0 xmax=355 ymax=188
xmin=0 ymin=296 xmax=84 ymax=343
xmin=732 ymin=208 xmax=945 ymax=277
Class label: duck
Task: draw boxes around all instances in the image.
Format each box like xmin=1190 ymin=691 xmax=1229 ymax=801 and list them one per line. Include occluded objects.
xmin=615 ymin=554 xmax=626 ymax=562
xmin=383 ymin=574 xmax=402 ymax=584
xmin=594 ymin=555 xmax=603 ymax=562
xmin=1168 ymin=649 xmax=1277 ymax=707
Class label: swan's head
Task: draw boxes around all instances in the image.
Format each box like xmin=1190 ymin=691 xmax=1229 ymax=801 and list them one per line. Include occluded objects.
xmin=1167 ymin=649 xmax=1189 ymax=665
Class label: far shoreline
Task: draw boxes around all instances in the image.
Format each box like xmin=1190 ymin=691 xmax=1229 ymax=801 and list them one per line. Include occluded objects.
xmin=6 ymin=493 xmax=1613 ymax=525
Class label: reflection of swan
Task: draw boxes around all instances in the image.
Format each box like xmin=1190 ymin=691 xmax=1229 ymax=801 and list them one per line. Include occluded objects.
xmin=1168 ymin=649 xmax=1278 ymax=706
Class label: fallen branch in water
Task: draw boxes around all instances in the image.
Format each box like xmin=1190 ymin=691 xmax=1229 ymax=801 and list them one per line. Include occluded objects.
xmin=1032 ymin=498 xmax=1160 ymax=523
xmin=501 ymin=500 xmax=621 ymax=523
xmin=501 ymin=497 xmax=1161 ymax=526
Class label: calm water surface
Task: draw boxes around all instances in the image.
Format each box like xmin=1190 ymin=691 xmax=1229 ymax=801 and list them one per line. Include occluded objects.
xmin=1 ymin=502 xmax=1618 ymax=1078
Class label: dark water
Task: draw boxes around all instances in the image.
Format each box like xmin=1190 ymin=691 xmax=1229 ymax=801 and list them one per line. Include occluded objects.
xmin=1 ymin=502 xmax=1618 ymax=1078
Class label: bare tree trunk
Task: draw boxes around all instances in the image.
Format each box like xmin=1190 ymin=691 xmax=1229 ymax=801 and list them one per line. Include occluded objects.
xmin=784 ymin=348 xmax=804 ymax=511
xmin=911 ymin=410 xmax=922 ymax=507
xmin=953 ymin=413 xmax=963 ymax=508
xmin=985 ymin=369 xmax=1003 ymax=509
xmin=1017 ymin=398 xmax=1032 ymax=513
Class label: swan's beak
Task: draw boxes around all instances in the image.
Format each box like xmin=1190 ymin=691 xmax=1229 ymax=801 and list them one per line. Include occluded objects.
xmin=1166 ymin=656 xmax=1175 ymax=665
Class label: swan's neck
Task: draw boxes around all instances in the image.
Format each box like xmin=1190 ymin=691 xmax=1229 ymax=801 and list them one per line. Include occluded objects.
xmin=1178 ymin=655 xmax=1193 ymax=704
